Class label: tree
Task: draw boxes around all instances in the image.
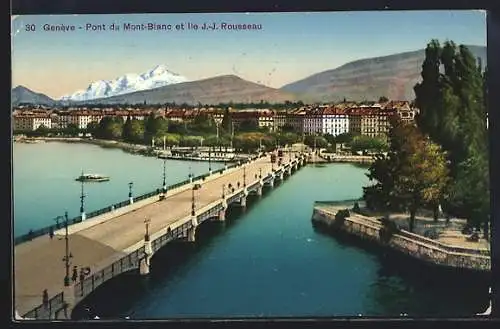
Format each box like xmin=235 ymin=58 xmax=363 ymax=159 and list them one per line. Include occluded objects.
xmin=378 ymin=96 xmax=389 ymax=103
xmin=34 ymin=124 xmax=50 ymax=136
xmin=144 ymin=114 xmax=168 ymax=143
xmin=349 ymin=135 xmax=388 ymax=154
xmin=448 ymin=151 xmax=490 ymax=237
xmin=414 ymin=40 xmax=488 ymax=230
xmin=238 ymin=119 xmax=259 ymax=132
xmin=95 ymin=116 xmax=123 ymax=140
xmin=64 ymin=123 xmax=80 ymax=136
xmin=335 ymin=132 xmax=355 ymax=144
xmin=163 ymin=133 xmax=181 ymax=147
xmin=304 ymin=135 xmax=328 ymax=148
xmin=86 ymin=121 xmax=99 ymax=135
xmin=190 ymin=113 xmax=216 ymax=134
xmin=129 ymin=119 xmax=145 ymax=143
xmin=180 ymin=135 xmax=202 ymax=148
xmin=221 ymin=108 xmax=232 ymax=134
xmin=281 ymin=124 xmax=295 ymax=133
xmin=122 ymin=116 xmax=133 ymax=141
xmin=363 ymin=117 xmax=450 ymax=232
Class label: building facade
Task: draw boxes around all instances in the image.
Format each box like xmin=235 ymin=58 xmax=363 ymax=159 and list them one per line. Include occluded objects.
xmin=321 ymin=107 xmax=349 ymax=136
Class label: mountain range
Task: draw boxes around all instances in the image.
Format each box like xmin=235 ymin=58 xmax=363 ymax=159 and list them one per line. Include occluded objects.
xmin=12 ymin=45 xmax=486 ymax=107
xmin=60 ymin=65 xmax=188 ymax=101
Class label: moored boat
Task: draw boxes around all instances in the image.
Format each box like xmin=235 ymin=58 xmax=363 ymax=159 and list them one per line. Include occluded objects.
xmin=75 ymin=173 xmax=110 ymax=182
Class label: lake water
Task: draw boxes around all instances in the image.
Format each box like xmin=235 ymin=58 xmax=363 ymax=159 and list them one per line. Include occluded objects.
xmin=13 ymin=142 xmax=490 ymax=318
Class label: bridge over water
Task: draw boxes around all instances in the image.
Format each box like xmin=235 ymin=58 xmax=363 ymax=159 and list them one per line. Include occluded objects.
xmin=14 ymin=152 xmax=309 ymax=320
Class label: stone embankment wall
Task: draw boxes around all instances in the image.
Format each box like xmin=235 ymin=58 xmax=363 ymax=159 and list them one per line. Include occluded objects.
xmin=312 ymin=207 xmax=491 ymax=272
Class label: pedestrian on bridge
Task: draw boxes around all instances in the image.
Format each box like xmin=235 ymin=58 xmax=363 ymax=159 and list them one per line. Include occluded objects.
xmin=79 ymin=269 xmax=85 ymax=283
xmin=49 ymin=227 xmax=54 ymax=240
xmin=72 ymin=266 xmax=78 ymax=283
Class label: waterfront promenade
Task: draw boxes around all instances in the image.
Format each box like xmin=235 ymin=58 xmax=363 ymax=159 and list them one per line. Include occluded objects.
xmin=312 ymin=201 xmax=491 ymax=271
xmin=14 ymin=153 xmax=305 ymax=319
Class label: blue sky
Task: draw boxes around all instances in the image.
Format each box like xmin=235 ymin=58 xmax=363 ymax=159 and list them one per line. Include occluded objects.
xmin=11 ymin=11 xmax=486 ymax=99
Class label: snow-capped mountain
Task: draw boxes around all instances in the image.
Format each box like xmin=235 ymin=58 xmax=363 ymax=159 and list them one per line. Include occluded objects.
xmin=60 ymin=65 xmax=188 ymax=101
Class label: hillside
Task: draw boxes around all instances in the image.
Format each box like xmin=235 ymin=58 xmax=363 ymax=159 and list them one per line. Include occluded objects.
xmin=73 ymin=75 xmax=299 ymax=106
xmin=11 ymin=86 xmax=57 ymax=106
xmin=281 ymin=45 xmax=487 ymax=102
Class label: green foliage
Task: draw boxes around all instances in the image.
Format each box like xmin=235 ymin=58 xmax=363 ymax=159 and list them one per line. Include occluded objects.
xmin=238 ymin=119 xmax=259 ymax=132
xmin=221 ymin=108 xmax=232 ymax=134
xmin=162 ymin=133 xmax=181 ymax=147
xmin=304 ymin=135 xmax=328 ymax=148
xmin=334 ymin=132 xmax=355 ymax=144
xmin=352 ymin=202 xmax=361 ymax=213
xmin=274 ymin=132 xmax=300 ymax=147
xmin=414 ymin=40 xmax=489 ymax=231
xmin=63 ymin=123 xmax=80 ymax=136
xmin=95 ymin=116 xmax=123 ymax=139
xmin=86 ymin=121 xmax=99 ymax=135
xmin=190 ymin=113 xmax=217 ymax=134
xmin=378 ymin=96 xmax=389 ymax=103
xmin=180 ymin=135 xmax=202 ymax=147
xmin=232 ymin=132 xmax=269 ymax=152
xmin=349 ymin=135 xmax=388 ymax=153
xmin=363 ymin=117 xmax=450 ymax=232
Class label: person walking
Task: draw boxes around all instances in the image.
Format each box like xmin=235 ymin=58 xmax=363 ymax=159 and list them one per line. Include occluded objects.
xmin=49 ymin=227 xmax=54 ymax=240
xmin=79 ymin=269 xmax=86 ymax=296
xmin=72 ymin=266 xmax=78 ymax=283
xmin=79 ymin=269 xmax=85 ymax=283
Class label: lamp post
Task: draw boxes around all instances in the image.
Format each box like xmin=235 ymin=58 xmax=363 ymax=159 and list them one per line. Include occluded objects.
xmin=209 ymin=147 xmax=212 ymax=172
xmin=191 ymin=186 xmax=197 ymax=216
xmin=222 ymin=184 xmax=225 ymax=198
xmin=62 ymin=211 xmax=72 ymax=287
xmin=162 ymin=159 xmax=167 ymax=193
xmin=79 ymin=177 xmax=86 ymax=221
xmin=243 ymin=166 xmax=246 ymax=187
xmin=144 ymin=218 xmax=151 ymax=242
xmin=259 ymin=167 xmax=262 ymax=179
xmin=128 ymin=182 xmax=133 ymax=199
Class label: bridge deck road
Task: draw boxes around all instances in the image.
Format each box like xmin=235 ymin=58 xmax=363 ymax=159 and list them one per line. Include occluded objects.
xmin=14 ymin=155 xmax=291 ymax=315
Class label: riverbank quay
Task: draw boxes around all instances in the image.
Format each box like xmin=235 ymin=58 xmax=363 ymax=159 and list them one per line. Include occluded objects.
xmin=14 ymin=136 xmax=255 ymax=162
xmin=319 ymin=153 xmax=375 ymax=164
xmin=311 ymin=201 xmax=491 ymax=272
xmin=14 ymin=136 xmax=150 ymax=154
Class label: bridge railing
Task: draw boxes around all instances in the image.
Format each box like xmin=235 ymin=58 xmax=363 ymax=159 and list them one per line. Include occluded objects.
xmin=22 ymin=291 xmax=65 ymax=320
xmin=73 ymin=247 xmax=145 ymax=303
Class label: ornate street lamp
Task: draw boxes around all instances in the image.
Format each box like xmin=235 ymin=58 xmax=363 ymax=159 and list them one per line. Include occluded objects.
xmin=79 ymin=176 xmax=86 ymax=220
xmin=191 ymin=185 xmax=198 ymax=216
xmin=144 ymin=218 xmax=151 ymax=242
xmin=222 ymin=184 xmax=226 ymax=198
xmin=259 ymin=167 xmax=262 ymax=179
xmin=62 ymin=211 xmax=73 ymax=286
xmin=209 ymin=148 xmax=212 ymax=172
xmin=162 ymin=159 xmax=167 ymax=193
xmin=128 ymin=182 xmax=133 ymax=199
xmin=243 ymin=166 xmax=246 ymax=187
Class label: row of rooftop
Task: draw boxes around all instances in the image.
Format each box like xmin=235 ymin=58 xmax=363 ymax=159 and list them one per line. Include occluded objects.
xmin=13 ymin=101 xmax=415 ymax=118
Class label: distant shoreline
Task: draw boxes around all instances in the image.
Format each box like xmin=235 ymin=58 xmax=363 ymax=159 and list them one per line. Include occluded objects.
xmin=14 ymin=136 xmax=161 ymax=156
xmin=13 ymin=136 xmax=236 ymax=162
